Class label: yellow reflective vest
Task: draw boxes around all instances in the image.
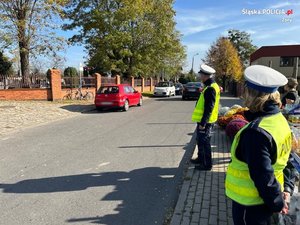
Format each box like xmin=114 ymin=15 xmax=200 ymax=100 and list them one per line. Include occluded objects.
xmin=225 ymin=113 xmax=292 ymax=205
xmin=191 ymin=82 xmax=220 ymax=123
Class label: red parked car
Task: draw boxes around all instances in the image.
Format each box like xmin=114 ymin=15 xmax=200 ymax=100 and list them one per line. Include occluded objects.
xmin=95 ymin=84 xmax=143 ymax=111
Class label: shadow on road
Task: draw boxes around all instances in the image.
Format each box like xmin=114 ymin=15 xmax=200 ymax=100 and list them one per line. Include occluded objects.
xmin=60 ymin=104 xmax=95 ymax=113
xmin=0 ymin=132 xmax=197 ymax=225
xmin=147 ymin=122 xmax=194 ymax=125
xmin=0 ymin=168 xmax=175 ymax=224
xmin=154 ymin=97 xmax=185 ymax=102
xmin=119 ymin=144 xmax=187 ymax=149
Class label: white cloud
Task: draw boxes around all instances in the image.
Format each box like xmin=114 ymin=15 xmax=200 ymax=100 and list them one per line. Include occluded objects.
xmin=245 ymin=29 xmax=257 ymax=35
xmin=280 ymin=41 xmax=300 ymax=45
xmin=181 ymin=24 xmax=222 ymax=36
xmin=183 ymin=42 xmax=210 ymax=53
xmin=246 ymin=1 xmax=258 ymax=5
xmin=254 ymin=25 xmax=300 ymax=40
xmin=175 ymin=8 xmax=239 ymax=36
xmin=269 ymin=2 xmax=300 ymax=9
xmin=270 ymin=2 xmax=292 ymax=9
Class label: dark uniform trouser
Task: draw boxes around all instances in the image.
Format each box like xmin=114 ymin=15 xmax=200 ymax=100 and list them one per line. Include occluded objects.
xmin=232 ymin=201 xmax=273 ymax=225
xmin=196 ymin=123 xmax=214 ymax=167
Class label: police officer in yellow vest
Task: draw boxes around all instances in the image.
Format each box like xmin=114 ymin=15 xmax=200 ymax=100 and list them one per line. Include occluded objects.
xmin=191 ymin=64 xmax=220 ymax=170
xmin=225 ymin=65 xmax=292 ymax=225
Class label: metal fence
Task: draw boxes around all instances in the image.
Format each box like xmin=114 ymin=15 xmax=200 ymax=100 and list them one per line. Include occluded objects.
xmin=145 ymin=79 xmax=151 ymax=86
xmin=61 ymin=76 xmax=96 ymax=89
xmin=121 ymin=77 xmax=131 ymax=84
xmin=101 ymin=77 xmax=117 ymax=84
xmin=134 ymin=78 xmax=142 ymax=86
xmin=0 ymin=74 xmax=49 ymax=89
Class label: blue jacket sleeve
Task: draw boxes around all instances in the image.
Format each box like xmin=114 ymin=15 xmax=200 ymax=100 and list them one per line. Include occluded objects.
xmin=200 ymin=87 xmax=216 ymax=127
xmin=238 ymin=128 xmax=285 ymax=212
xmin=283 ymin=155 xmax=299 ymax=195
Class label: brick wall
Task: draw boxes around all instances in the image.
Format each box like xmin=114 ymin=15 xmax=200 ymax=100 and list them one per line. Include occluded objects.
xmin=50 ymin=69 xmax=61 ymax=101
xmin=0 ymin=71 xmax=156 ymax=101
xmin=0 ymin=89 xmax=51 ymax=100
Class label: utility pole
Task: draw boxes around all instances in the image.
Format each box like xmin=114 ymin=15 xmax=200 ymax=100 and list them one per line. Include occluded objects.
xmin=191 ymin=53 xmax=199 ymax=73
xmin=294 ymin=57 xmax=299 ymax=79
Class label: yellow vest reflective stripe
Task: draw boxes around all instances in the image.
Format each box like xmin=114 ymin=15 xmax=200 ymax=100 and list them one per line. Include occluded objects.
xmin=225 ymin=113 xmax=292 ymax=206
xmin=191 ymin=83 xmax=220 ymax=123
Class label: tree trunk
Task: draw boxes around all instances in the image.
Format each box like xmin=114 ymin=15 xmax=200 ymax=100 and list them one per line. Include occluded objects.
xmin=17 ymin=6 xmax=30 ymax=86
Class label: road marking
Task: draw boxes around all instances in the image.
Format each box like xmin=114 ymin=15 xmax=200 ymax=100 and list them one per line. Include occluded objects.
xmin=159 ymin=175 xmax=175 ymax=179
xmin=118 ymin=178 xmax=130 ymax=181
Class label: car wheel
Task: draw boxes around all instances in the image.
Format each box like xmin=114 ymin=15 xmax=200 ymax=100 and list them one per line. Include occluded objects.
xmin=138 ymin=97 xmax=143 ymax=106
xmin=123 ymin=100 xmax=129 ymax=111
xmin=182 ymin=96 xmax=186 ymax=100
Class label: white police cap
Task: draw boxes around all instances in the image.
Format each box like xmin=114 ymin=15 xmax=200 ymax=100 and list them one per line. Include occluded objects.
xmin=244 ymin=65 xmax=288 ymax=93
xmin=198 ymin=64 xmax=216 ymax=76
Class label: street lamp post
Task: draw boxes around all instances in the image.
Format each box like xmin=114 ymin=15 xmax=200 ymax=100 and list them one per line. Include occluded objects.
xmin=191 ymin=53 xmax=199 ymax=73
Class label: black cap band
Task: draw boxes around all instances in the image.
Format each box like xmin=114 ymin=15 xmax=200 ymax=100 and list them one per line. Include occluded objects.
xmin=198 ymin=70 xmax=212 ymax=76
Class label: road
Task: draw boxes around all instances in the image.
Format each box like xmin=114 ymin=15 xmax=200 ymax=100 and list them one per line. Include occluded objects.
xmin=0 ymin=96 xmax=197 ymax=225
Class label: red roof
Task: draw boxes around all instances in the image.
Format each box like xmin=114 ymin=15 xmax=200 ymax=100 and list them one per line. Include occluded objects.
xmin=250 ymin=45 xmax=300 ymax=63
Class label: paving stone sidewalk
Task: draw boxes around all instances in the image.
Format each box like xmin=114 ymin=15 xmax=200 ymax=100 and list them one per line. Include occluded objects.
xmin=170 ymin=94 xmax=244 ymax=225
xmin=170 ymin=93 xmax=300 ymax=225
xmin=170 ymin=125 xmax=233 ymax=225
xmin=0 ymin=100 xmax=95 ymax=137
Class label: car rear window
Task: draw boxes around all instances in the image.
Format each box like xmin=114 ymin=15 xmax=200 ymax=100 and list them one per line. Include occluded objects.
xmin=186 ymin=82 xmax=203 ymax=88
xmin=98 ymin=86 xmax=119 ymax=94
xmin=156 ymin=82 xmax=169 ymax=87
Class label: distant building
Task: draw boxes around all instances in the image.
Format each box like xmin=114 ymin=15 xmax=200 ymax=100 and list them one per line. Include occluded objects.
xmin=250 ymin=45 xmax=300 ymax=78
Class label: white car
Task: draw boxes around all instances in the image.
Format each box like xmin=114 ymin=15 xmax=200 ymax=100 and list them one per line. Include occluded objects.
xmin=153 ymin=81 xmax=176 ymax=97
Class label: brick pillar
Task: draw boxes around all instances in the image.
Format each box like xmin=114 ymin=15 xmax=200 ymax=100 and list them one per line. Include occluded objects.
xmin=116 ymin=75 xmax=121 ymax=84
xmin=95 ymin=73 xmax=101 ymax=92
xmin=141 ymin=77 xmax=145 ymax=93
xmin=131 ymin=76 xmax=135 ymax=87
xmin=50 ymin=69 xmax=62 ymax=101
xmin=150 ymin=77 xmax=153 ymax=91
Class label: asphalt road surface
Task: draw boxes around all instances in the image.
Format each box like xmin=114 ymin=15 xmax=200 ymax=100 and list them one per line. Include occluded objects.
xmin=0 ymin=96 xmax=197 ymax=225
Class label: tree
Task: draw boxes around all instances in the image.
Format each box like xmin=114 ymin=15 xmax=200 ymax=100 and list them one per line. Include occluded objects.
xmin=203 ymin=37 xmax=243 ymax=90
xmin=227 ymin=29 xmax=257 ymax=67
xmin=64 ymin=67 xmax=78 ymax=77
xmin=0 ymin=52 xmax=12 ymax=76
xmin=0 ymin=0 xmax=68 ymax=79
xmin=63 ymin=0 xmax=185 ymax=78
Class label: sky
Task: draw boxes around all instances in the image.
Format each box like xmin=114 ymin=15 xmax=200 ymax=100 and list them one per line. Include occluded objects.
xmin=61 ymin=0 xmax=300 ymax=73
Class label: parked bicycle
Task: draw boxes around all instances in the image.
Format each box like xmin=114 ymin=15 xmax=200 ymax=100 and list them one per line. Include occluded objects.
xmin=62 ymin=89 xmax=76 ymax=100
xmin=74 ymin=87 xmax=94 ymax=100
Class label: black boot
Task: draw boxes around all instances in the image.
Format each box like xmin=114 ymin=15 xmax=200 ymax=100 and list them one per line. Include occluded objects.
xmin=190 ymin=158 xmax=201 ymax=164
xmin=195 ymin=165 xmax=212 ymax=171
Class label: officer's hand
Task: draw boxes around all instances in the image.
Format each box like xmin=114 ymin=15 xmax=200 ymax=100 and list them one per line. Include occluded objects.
xmin=280 ymin=201 xmax=289 ymax=214
xmin=280 ymin=192 xmax=290 ymax=214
